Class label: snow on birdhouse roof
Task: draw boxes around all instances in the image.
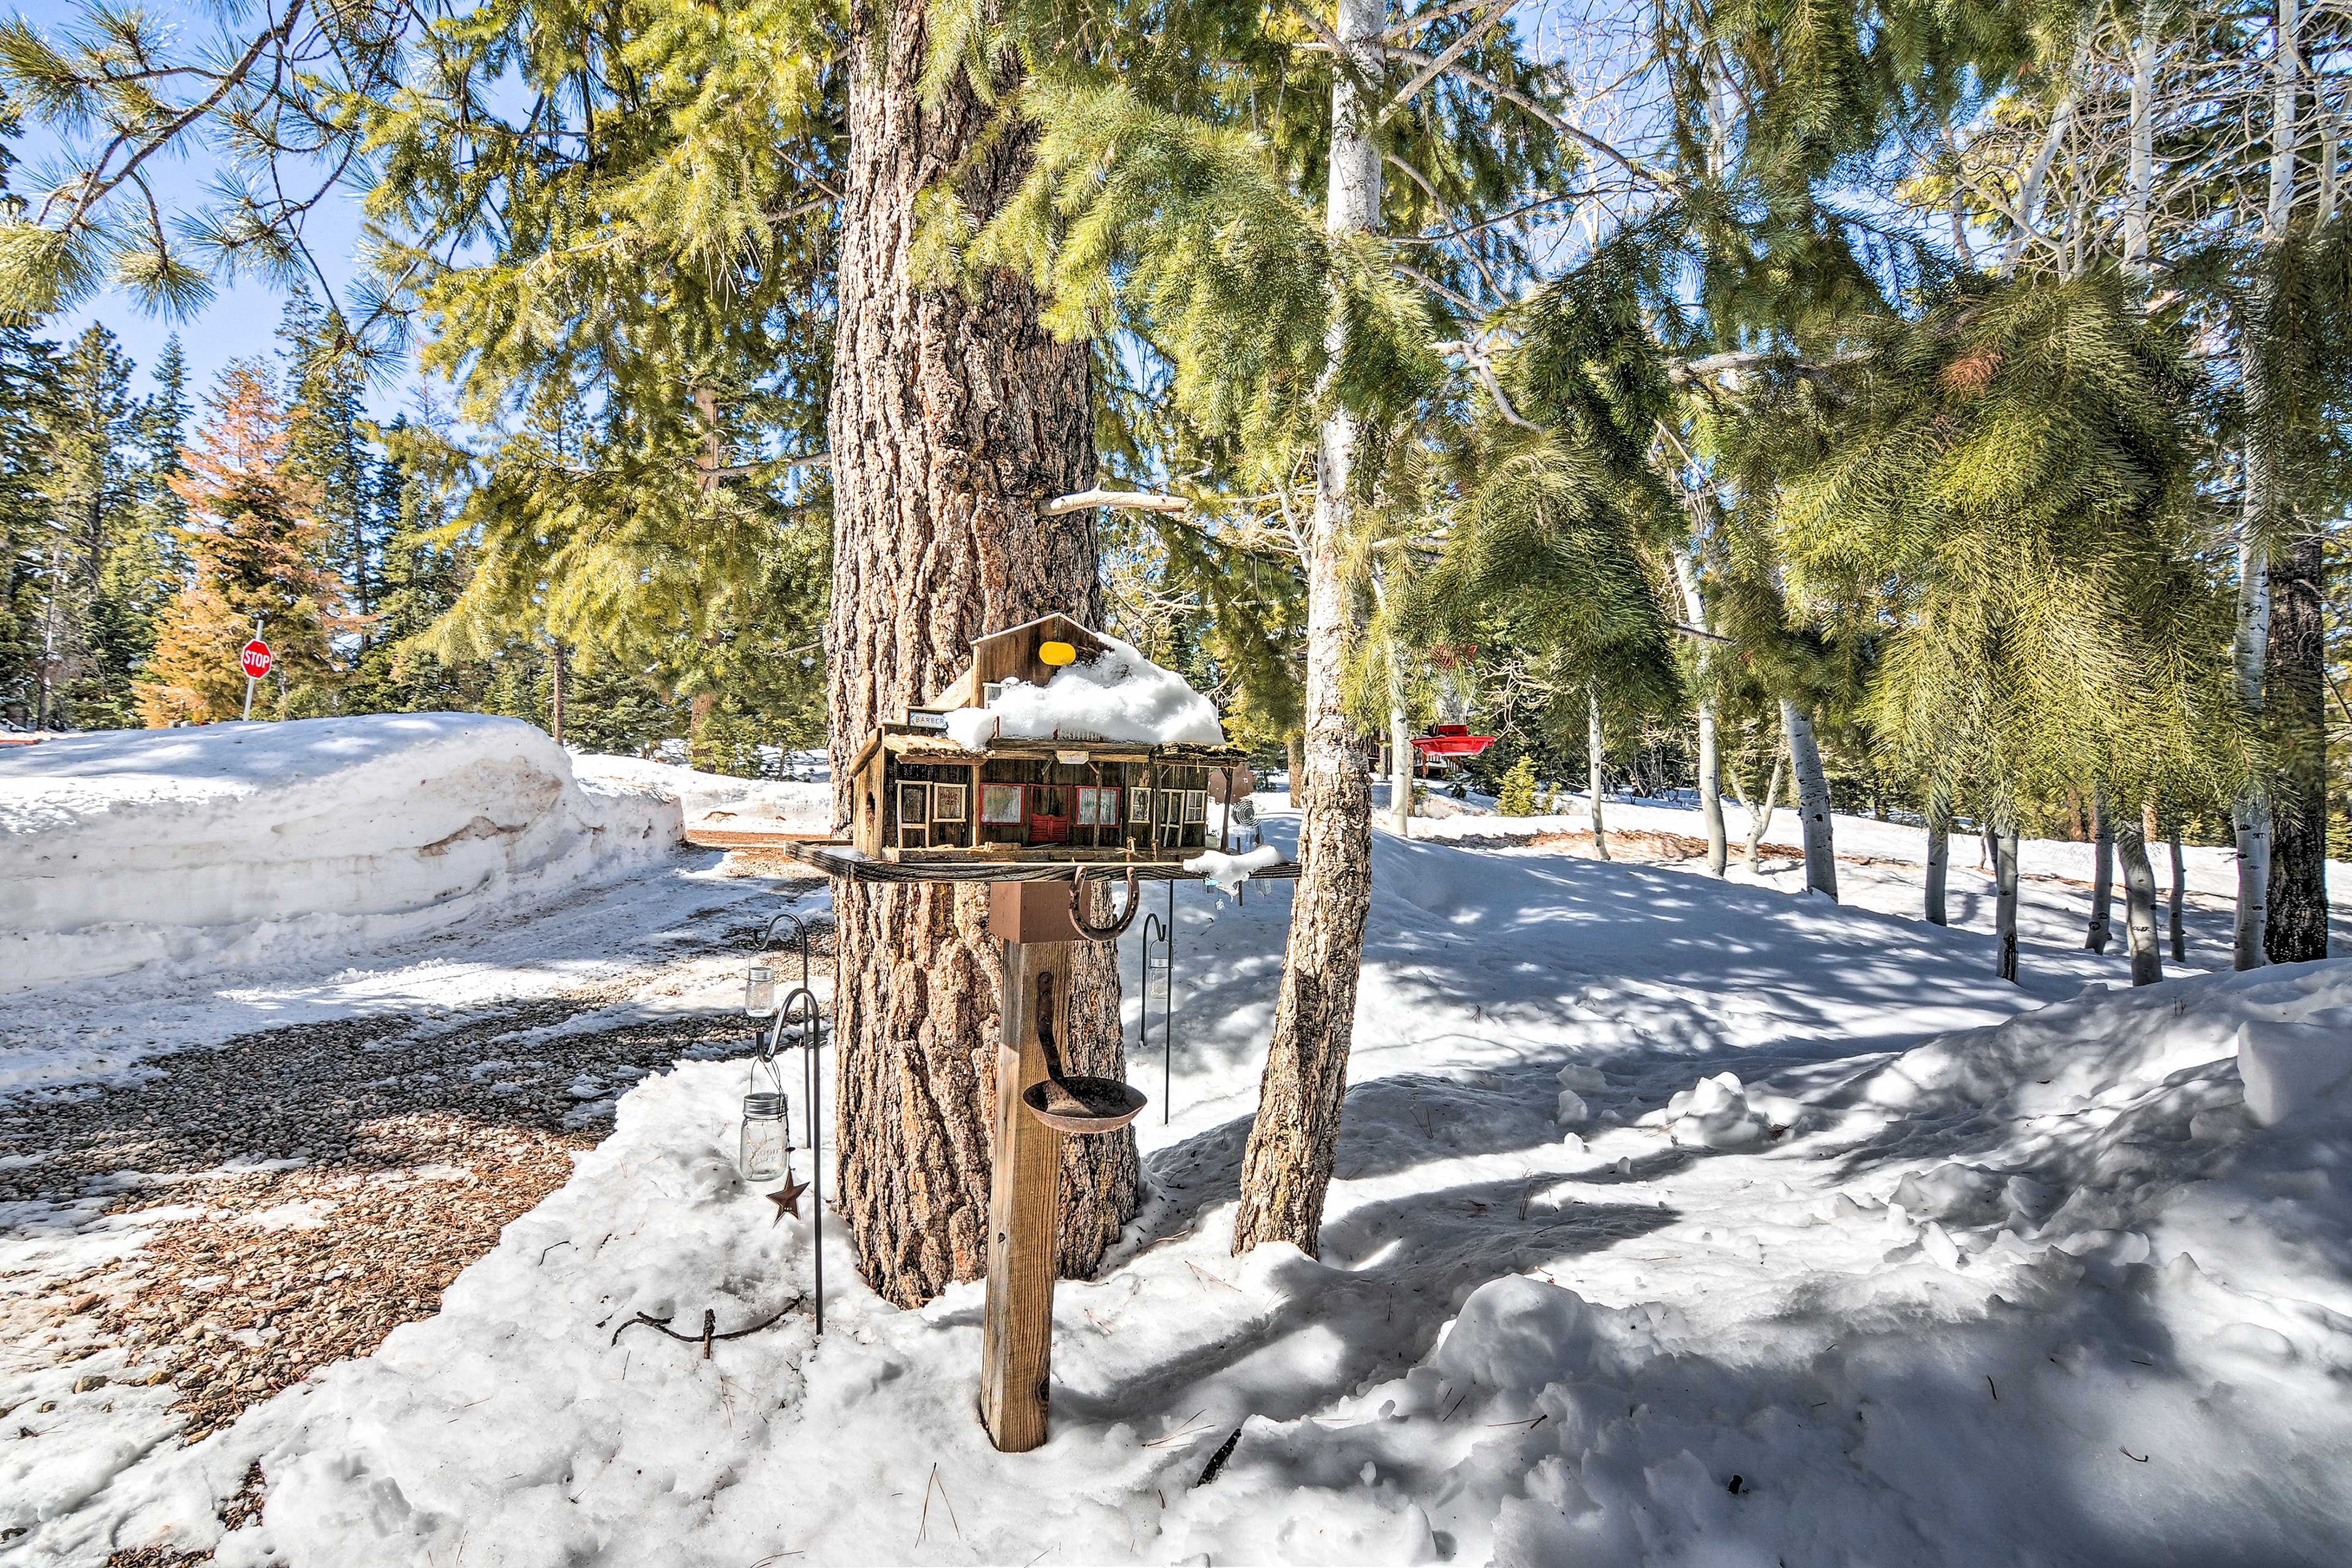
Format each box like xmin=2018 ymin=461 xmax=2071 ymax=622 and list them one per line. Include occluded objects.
xmin=941 ymin=629 xmax=1227 ymax=752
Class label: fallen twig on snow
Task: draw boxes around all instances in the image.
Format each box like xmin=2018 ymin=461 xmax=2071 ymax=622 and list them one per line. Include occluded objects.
xmin=609 ymin=1296 xmax=804 ymax=1357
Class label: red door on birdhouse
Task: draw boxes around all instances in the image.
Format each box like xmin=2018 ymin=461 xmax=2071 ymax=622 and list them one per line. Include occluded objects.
xmin=1027 ymin=784 xmax=1072 ymax=844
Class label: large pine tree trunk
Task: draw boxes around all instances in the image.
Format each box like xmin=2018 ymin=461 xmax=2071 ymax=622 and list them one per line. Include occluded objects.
xmin=1779 ymin=697 xmax=1838 ymax=899
xmin=2086 ymin=788 xmax=2114 ymax=953
xmin=2264 ymin=529 xmax=2329 ymax=960
xmin=1231 ymin=0 xmax=1382 ymax=1258
xmin=828 ymin=9 xmax=1136 ymax=1308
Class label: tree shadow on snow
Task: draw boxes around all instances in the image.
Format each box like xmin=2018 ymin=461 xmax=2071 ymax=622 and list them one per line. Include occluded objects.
xmin=1047 ymin=1174 xmax=1678 ymax=1434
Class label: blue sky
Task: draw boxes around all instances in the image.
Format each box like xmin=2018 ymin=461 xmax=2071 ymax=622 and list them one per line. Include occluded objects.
xmin=44 ymin=184 xmax=427 ymax=420
xmin=20 ymin=0 xmax=1637 ymax=418
xmin=18 ymin=37 xmax=423 ymax=421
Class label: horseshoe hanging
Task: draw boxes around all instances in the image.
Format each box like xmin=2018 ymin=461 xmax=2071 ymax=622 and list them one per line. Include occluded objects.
xmin=1068 ymin=866 xmax=1143 ymax=941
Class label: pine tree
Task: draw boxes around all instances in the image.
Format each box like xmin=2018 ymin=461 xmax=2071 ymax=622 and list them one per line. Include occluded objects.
xmin=1495 ymin=753 xmax=1539 ymax=815
xmin=40 ymin=323 xmax=149 ymax=727
xmin=0 ymin=318 xmax=55 ymax=727
xmin=1768 ymin=273 xmax=2246 ymax=978
xmin=139 ymin=364 xmax=341 ymax=724
xmin=279 ymin=285 xmax=377 ymax=638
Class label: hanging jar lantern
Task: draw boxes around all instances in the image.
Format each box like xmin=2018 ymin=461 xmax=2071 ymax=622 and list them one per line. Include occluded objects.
xmin=739 ymin=1088 xmax=793 ymax=1186
xmin=744 ymin=964 xmax=778 ymax=1020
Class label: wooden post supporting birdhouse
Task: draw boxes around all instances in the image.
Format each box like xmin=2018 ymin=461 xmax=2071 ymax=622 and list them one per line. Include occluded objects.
xmin=786 ymin=614 xmax=1306 ymax=1454
xmin=978 ymin=881 xmax=1077 ymax=1452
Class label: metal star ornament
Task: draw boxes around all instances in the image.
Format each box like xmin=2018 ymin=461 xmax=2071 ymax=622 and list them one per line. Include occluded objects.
xmin=766 ymin=1175 xmax=810 ymax=1224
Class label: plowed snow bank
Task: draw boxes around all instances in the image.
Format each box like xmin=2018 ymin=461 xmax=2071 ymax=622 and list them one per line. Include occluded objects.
xmin=1 ymin=716 xmax=679 ymax=992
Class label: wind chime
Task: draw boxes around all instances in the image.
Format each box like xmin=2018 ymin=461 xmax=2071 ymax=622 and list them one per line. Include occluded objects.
xmin=740 ymin=911 xmax=826 ymax=1335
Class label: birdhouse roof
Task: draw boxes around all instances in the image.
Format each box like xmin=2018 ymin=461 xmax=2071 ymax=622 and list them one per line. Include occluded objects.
xmin=922 ymin=614 xmax=1113 ymax=710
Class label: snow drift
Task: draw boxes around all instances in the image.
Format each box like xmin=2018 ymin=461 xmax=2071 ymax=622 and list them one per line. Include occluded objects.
xmin=0 ymin=716 xmax=680 ymax=992
xmin=573 ymin=755 xmax=832 ymax=837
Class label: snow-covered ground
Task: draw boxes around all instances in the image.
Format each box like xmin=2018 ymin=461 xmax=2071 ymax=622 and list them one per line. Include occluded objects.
xmin=7 ymin=744 xmax=2352 ymax=1565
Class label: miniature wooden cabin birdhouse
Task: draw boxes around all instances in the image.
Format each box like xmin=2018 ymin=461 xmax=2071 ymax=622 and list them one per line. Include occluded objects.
xmin=843 ymin=614 xmax=1244 ymax=866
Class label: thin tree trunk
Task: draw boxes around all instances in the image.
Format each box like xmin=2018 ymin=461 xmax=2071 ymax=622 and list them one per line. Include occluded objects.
xmin=1287 ymin=732 xmax=1305 ymax=799
xmin=2120 ymin=810 xmax=2163 ymax=986
xmin=2086 ymin=787 xmax=2114 ymax=953
xmin=2124 ymin=7 xmax=2156 ymax=281
xmin=2168 ymin=820 xmax=2187 ymax=959
xmin=1736 ymin=755 xmax=1783 ymax=875
xmin=2233 ymin=0 xmax=2301 ymax=971
xmin=1924 ymin=783 xmax=1950 ymax=926
xmin=1388 ymin=666 xmax=1412 ymax=837
xmin=2235 ymin=522 xmax=2274 ymax=970
xmin=1231 ymin=0 xmax=1382 ymax=1257
xmin=2266 ymin=529 xmax=2329 ymax=960
xmin=33 ymin=537 xmax=64 ymax=730
xmin=1672 ymin=547 xmax=1727 ymax=875
xmin=1996 ymin=822 xmax=2021 ymax=983
xmin=1779 ymin=697 xmax=1838 ymax=899
xmin=1588 ymin=691 xmax=1611 ymax=862
xmin=548 ymin=638 xmax=567 ymax=747
xmin=1997 ymin=23 xmax=2092 ymax=276
xmin=828 ymin=9 xmax=1133 ymax=1307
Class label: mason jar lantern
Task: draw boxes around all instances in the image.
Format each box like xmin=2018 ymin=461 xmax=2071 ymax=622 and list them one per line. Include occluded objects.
xmin=739 ymin=1090 xmax=792 ymax=1186
xmin=744 ymin=964 xmax=778 ymax=1019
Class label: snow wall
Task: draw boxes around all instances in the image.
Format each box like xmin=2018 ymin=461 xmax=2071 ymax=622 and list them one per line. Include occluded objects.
xmin=0 ymin=715 xmax=683 ymax=993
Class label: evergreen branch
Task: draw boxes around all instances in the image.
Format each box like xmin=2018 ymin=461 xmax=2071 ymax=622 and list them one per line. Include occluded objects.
xmin=51 ymin=0 xmax=310 ymax=239
xmin=1379 ymin=0 xmax=1514 ymax=123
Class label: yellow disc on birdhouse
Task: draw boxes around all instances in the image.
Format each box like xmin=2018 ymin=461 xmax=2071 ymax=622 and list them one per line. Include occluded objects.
xmin=1039 ymin=640 xmax=1078 ymax=667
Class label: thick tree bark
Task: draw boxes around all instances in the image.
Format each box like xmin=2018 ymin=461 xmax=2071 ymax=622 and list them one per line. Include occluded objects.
xmin=1231 ymin=0 xmax=1382 ymax=1257
xmin=2086 ymin=788 xmax=2114 ymax=953
xmin=1588 ymin=692 xmax=1611 ymax=862
xmin=2265 ymin=529 xmax=2329 ymax=960
xmin=1995 ymin=823 xmax=2021 ymax=982
xmin=1779 ymin=697 xmax=1838 ymax=899
xmin=2119 ymin=813 xmax=2163 ymax=986
xmin=827 ymin=10 xmax=1135 ymax=1308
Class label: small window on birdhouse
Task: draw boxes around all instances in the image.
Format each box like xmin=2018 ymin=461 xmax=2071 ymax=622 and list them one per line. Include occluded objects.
xmin=933 ymin=784 xmax=967 ymax=821
xmin=982 ymin=682 xmax=1003 ymax=706
xmin=982 ymin=783 xmax=1024 ymax=824
xmin=1076 ymin=785 xmax=1118 ymax=826
xmin=899 ymin=782 xmax=930 ymax=823
xmin=1127 ymin=786 xmax=1151 ymax=824
xmin=1185 ymin=790 xmax=1207 ymax=824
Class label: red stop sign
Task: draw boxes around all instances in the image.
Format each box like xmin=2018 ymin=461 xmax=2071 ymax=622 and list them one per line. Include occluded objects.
xmin=240 ymin=639 xmax=273 ymax=679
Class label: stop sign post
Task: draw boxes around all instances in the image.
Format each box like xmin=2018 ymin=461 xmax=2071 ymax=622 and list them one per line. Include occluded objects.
xmin=239 ymin=631 xmax=272 ymax=720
